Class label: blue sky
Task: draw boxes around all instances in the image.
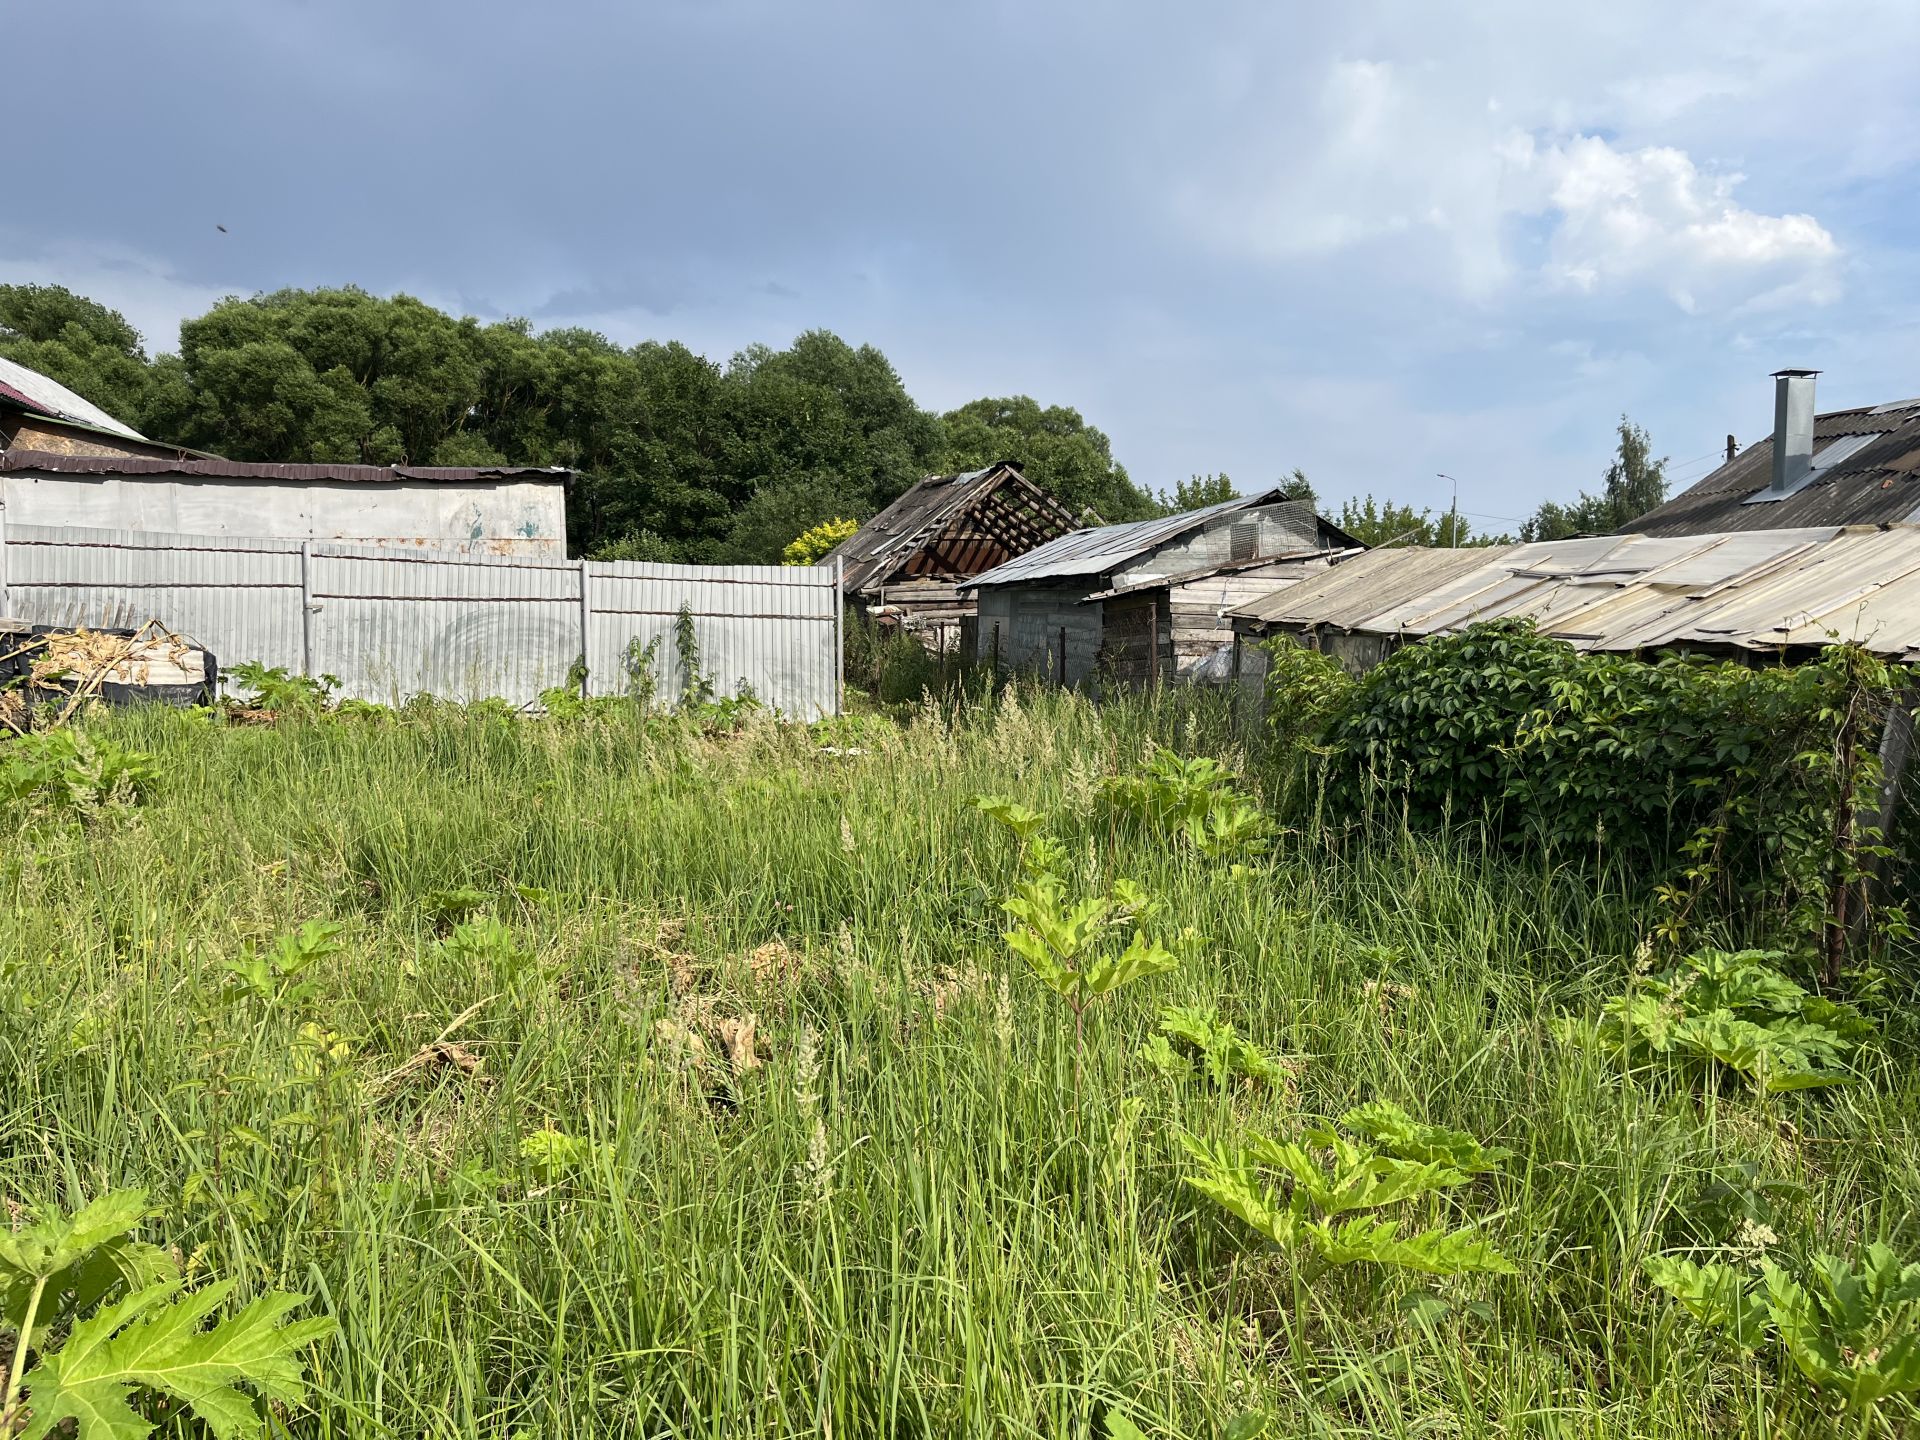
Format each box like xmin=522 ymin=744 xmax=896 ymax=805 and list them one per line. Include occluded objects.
xmin=9 ymin=0 xmax=1919 ymax=527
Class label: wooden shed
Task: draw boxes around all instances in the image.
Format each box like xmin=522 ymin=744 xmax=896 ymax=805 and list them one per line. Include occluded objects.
xmin=824 ymin=462 xmax=1082 ymax=651
xmin=961 ymin=488 xmax=1358 ymax=687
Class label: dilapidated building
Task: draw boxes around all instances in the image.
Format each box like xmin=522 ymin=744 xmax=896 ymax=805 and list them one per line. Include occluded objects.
xmin=824 ymin=462 xmax=1082 ymax=649
xmin=0 ymin=452 xmax=574 ymax=556
xmin=1228 ymin=523 xmax=1920 ymax=697
xmin=0 ymin=355 xmax=195 ymax=461
xmin=0 ymin=358 xmax=573 ymax=555
xmin=962 ymin=489 xmax=1356 ymax=686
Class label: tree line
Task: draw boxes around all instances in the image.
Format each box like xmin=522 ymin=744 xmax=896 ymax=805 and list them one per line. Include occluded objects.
xmin=0 ymin=284 xmax=1666 ymax=562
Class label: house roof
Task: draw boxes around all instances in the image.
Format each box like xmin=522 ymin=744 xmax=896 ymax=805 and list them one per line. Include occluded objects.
xmin=1230 ymin=525 xmax=1920 ymax=663
xmin=1081 ymin=547 xmax=1364 ymax=602
xmin=0 ymin=355 xmax=149 ymax=442
xmin=825 ymin=461 xmax=1082 ymax=595
xmin=0 ymin=449 xmax=573 ymax=485
xmin=1620 ymin=396 xmax=1920 ymax=536
xmin=962 ymin=488 xmax=1346 ymax=589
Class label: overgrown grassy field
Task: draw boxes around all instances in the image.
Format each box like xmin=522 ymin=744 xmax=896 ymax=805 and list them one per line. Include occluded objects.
xmin=3 ymin=690 xmax=1918 ymax=1437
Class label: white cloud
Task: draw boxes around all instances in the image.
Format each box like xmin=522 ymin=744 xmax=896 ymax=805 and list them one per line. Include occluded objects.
xmin=1519 ymin=135 xmax=1839 ymax=311
xmin=1174 ymin=28 xmax=1852 ymax=316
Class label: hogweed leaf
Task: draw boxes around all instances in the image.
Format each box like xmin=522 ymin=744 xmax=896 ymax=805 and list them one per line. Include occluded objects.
xmin=263 ymin=921 xmax=342 ymax=977
xmin=1305 ymin=1216 xmax=1519 ymax=1276
xmin=17 ymin=1276 xmax=331 ymax=1440
xmin=1082 ymin=933 xmax=1178 ymax=996
xmin=1003 ymin=927 xmax=1073 ymax=996
xmin=1179 ymin=1138 xmax=1300 ymax=1248
xmin=969 ymin=795 xmax=1047 ymax=840
xmin=1339 ymin=1100 xmax=1511 ymax=1174
xmin=1644 ymin=1256 xmax=1771 ymax=1350
xmin=0 ymin=1191 xmax=152 ymax=1285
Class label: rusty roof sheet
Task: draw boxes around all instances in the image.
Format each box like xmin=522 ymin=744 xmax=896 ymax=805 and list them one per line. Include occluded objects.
xmin=0 ymin=356 xmax=148 ymax=441
xmin=1621 ymin=397 xmax=1920 ymax=536
xmin=825 ymin=461 xmax=1081 ymax=595
xmin=1230 ymin=525 xmax=1920 ymax=663
xmin=0 ymin=450 xmax=572 ymax=484
xmin=962 ymin=487 xmax=1337 ymax=589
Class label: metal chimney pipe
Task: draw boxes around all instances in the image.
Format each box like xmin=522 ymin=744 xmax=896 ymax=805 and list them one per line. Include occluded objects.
xmin=1769 ymin=369 xmax=1818 ymax=496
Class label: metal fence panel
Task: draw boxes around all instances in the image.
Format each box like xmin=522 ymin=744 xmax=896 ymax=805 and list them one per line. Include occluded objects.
xmin=2 ymin=524 xmax=840 ymax=716
xmin=2 ymin=525 xmax=306 ymax=675
xmin=586 ymin=560 xmax=838 ymax=716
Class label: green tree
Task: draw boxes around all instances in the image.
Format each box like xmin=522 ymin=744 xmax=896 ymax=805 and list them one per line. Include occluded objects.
xmin=1522 ymin=417 xmax=1667 ymax=540
xmin=714 ymin=331 xmax=945 ymax=561
xmin=568 ymin=339 xmax=728 ymax=560
xmin=1162 ymin=473 xmax=1240 ymax=512
xmin=155 ymin=288 xmax=483 ymax=463
xmin=1337 ymin=495 xmax=1479 ymax=548
xmin=0 ymin=284 xmax=155 ymax=428
xmin=27 ymin=284 xmax=1155 ymax=565
xmin=941 ymin=395 xmax=1154 ymax=523
xmin=1279 ymin=466 xmax=1318 ymax=509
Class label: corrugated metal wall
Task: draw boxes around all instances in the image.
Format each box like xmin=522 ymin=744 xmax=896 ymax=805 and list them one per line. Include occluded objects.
xmin=0 ymin=523 xmax=840 ymax=717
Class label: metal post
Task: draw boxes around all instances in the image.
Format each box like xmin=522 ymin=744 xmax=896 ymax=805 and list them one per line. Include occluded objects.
xmin=298 ymin=540 xmax=315 ymax=677
xmin=1148 ymin=599 xmax=1160 ymax=693
xmin=833 ymin=556 xmax=845 ymax=716
xmin=577 ymin=557 xmax=592 ymax=698
xmin=0 ymin=495 xmax=10 ymax=619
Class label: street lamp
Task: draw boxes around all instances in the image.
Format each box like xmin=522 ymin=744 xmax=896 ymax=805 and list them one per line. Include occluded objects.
xmin=1436 ymin=474 xmax=1459 ymax=547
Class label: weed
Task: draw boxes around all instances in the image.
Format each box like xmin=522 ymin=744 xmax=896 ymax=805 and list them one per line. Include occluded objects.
xmin=227 ymin=660 xmax=338 ymax=713
xmin=1647 ymin=1244 xmax=1920 ymax=1422
xmin=975 ymin=794 xmax=1182 ymax=1096
xmin=1099 ymin=748 xmax=1272 ymax=863
xmin=1145 ymin=1003 xmax=1295 ymax=1091
xmin=1181 ymin=1101 xmax=1517 ymax=1278
xmin=0 ymin=728 xmax=157 ymax=812
xmin=1565 ymin=947 xmax=1876 ymax=1094
xmin=0 ymin=1189 xmax=329 ymax=1437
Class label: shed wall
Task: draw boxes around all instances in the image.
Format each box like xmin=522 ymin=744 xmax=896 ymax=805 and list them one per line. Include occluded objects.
xmin=1 ymin=471 xmax=567 ymax=556
xmin=1111 ymin=505 xmax=1321 ymax=587
xmin=974 ymin=585 xmax=1105 ymax=684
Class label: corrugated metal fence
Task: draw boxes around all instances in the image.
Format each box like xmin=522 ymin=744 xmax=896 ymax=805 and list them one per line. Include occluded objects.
xmin=0 ymin=522 xmax=841 ymax=716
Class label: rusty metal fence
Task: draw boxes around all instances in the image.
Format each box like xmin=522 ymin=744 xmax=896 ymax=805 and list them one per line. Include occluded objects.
xmin=0 ymin=521 xmax=842 ymax=717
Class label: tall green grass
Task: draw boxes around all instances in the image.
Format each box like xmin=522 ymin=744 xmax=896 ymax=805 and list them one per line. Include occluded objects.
xmin=1 ymin=689 xmax=1915 ymax=1437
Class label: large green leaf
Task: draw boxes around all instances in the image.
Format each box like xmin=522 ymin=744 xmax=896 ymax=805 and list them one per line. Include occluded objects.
xmin=1339 ymin=1100 xmax=1511 ymax=1174
xmin=1305 ymin=1216 xmax=1518 ymax=1276
xmin=1644 ymin=1255 xmax=1770 ymax=1350
xmin=17 ymin=1278 xmax=333 ymax=1440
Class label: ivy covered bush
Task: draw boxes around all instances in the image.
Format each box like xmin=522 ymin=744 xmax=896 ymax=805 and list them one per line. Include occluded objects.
xmin=1263 ymin=620 xmax=1905 ymax=932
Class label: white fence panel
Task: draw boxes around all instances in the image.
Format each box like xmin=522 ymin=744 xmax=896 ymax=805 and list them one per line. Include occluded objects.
xmin=1 ymin=524 xmax=841 ymax=717
xmin=1 ymin=525 xmax=306 ymax=676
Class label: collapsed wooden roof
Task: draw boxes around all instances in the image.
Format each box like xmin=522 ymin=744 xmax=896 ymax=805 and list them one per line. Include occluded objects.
xmin=826 ymin=461 xmax=1083 ymax=597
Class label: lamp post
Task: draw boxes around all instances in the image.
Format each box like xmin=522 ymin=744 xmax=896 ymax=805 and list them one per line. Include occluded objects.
xmin=1436 ymin=473 xmax=1459 ymax=547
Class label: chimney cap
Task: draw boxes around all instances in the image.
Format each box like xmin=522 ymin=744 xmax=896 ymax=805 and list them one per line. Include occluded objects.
xmin=1771 ymin=368 xmax=1821 ymax=378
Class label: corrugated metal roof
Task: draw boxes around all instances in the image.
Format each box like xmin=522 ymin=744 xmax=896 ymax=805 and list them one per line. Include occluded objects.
xmin=1082 ymin=547 xmax=1363 ymax=602
xmin=1230 ymin=525 xmax=1920 ymax=663
xmin=962 ymin=487 xmax=1316 ymax=588
xmin=0 ymin=450 xmax=572 ymax=485
xmin=0 ymin=356 xmax=148 ymax=441
xmin=825 ymin=461 xmax=1081 ymax=595
xmin=1622 ymin=397 xmax=1920 ymax=536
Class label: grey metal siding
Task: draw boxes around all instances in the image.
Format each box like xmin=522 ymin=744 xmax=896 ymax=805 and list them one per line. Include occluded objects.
xmin=1 ymin=471 xmax=567 ymax=556
xmin=1 ymin=524 xmax=839 ymax=717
